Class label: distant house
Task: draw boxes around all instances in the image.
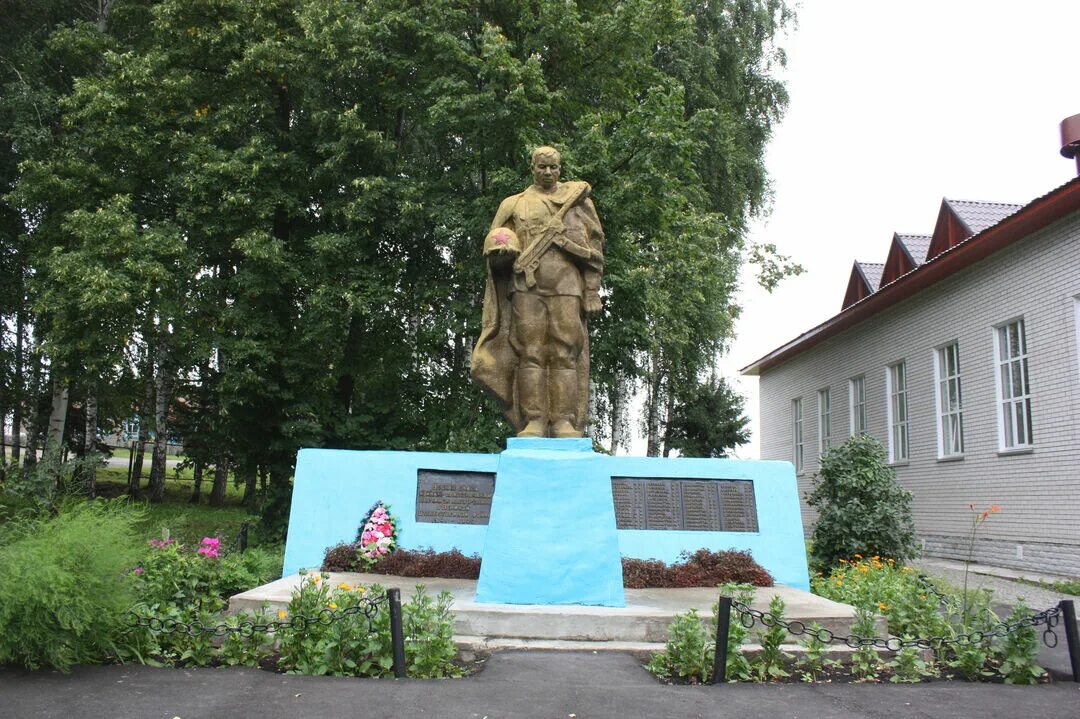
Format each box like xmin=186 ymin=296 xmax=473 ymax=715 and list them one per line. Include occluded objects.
xmin=742 ymin=122 xmax=1080 ymax=576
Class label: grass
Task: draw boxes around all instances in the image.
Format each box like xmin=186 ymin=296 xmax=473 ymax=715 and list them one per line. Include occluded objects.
xmin=1015 ymin=576 xmax=1080 ymax=597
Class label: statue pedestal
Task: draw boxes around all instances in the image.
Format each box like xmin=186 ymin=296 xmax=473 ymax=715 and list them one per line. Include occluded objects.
xmin=474 ymin=438 xmax=625 ymax=607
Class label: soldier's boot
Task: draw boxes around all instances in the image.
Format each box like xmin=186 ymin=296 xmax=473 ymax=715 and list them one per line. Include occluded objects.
xmin=549 ymin=369 xmax=583 ymax=438
xmin=516 ymin=368 xmax=548 ymax=437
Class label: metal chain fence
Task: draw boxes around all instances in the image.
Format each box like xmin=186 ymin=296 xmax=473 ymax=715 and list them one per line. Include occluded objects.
xmin=126 ymin=586 xmax=408 ymax=678
xmin=712 ymin=595 xmax=1080 ymax=684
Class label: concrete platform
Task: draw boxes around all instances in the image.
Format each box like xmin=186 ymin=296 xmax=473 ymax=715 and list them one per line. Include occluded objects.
xmin=230 ymin=573 xmax=869 ymax=652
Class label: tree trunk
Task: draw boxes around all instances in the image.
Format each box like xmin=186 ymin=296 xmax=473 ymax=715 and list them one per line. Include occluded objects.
xmin=148 ymin=339 xmax=172 ymax=503
xmin=189 ymin=461 xmax=203 ymax=504
xmin=241 ymin=464 xmax=258 ymax=506
xmin=11 ymin=308 xmax=24 ymax=464
xmin=45 ymin=373 xmax=69 ymax=454
xmin=608 ymin=381 xmax=625 ymax=456
xmin=645 ymin=355 xmax=663 ymax=457
xmin=210 ymin=457 xmax=228 ymax=506
xmin=259 ymin=465 xmax=267 ymax=493
xmin=83 ymin=387 xmax=98 ymax=497
xmin=23 ymin=347 xmax=44 ymax=468
xmin=661 ymin=386 xmax=676 ymax=458
xmin=129 ymin=370 xmax=153 ymax=497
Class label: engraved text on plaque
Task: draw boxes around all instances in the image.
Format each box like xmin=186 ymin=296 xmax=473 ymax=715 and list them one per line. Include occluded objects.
xmin=609 ymin=477 xmax=758 ymax=532
xmin=415 ymin=470 xmax=496 ymax=525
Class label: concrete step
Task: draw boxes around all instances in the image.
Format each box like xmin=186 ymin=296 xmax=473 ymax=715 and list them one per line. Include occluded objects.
xmin=230 ymin=572 xmax=876 ymax=647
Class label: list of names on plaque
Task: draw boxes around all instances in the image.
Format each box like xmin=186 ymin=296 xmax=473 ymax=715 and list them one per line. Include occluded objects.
xmin=610 ymin=477 xmax=758 ymax=532
xmin=415 ymin=470 xmax=495 ymax=525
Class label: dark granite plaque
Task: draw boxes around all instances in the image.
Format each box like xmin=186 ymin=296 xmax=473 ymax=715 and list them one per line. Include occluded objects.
xmin=415 ymin=469 xmax=495 ymax=525
xmin=610 ymin=477 xmax=757 ymax=532
xmin=719 ymin=480 xmax=758 ymax=532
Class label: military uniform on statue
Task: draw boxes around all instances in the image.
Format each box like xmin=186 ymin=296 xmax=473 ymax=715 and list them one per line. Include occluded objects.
xmin=471 ymin=146 xmax=605 ymax=438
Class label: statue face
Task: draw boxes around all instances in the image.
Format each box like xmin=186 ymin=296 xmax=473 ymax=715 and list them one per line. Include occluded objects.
xmin=532 ymin=155 xmax=561 ymax=189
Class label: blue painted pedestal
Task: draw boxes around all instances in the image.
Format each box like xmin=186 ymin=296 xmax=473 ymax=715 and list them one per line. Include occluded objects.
xmin=475 ymin=438 xmax=625 ymax=606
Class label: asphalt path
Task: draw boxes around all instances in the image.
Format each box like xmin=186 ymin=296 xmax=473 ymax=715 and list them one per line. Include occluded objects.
xmin=2 ymin=651 xmax=1079 ymax=719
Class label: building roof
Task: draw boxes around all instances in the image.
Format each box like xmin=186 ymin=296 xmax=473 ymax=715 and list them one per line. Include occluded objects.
xmin=857 ymin=261 xmax=884 ymax=290
xmin=742 ymin=176 xmax=1080 ymax=376
xmin=946 ymin=199 xmax=1024 ymax=234
xmin=896 ymin=233 xmax=932 ymax=265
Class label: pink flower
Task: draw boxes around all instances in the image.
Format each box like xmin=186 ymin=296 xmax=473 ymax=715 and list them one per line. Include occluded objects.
xmin=133 ymin=567 xmax=144 ymax=575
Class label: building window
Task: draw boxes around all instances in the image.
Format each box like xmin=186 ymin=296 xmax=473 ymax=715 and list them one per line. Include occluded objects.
xmin=792 ymin=398 xmax=804 ymax=473
xmin=818 ymin=388 xmax=832 ymax=454
xmin=849 ymin=376 xmax=867 ymax=436
xmin=886 ymin=362 xmax=909 ymax=462
xmin=995 ymin=319 xmax=1032 ymax=449
xmin=935 ymin=342 xmax=964 ymax=457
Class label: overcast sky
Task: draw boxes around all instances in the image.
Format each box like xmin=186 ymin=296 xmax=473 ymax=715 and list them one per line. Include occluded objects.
xmin=718 ymin=0 xmax=1079 ymax=459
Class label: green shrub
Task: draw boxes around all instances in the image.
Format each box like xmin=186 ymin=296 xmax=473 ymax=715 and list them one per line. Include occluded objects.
xmin=997 ymin=598 xmax=1045 ymax=685
xmin=806 ymin=435 xmax=917 ymax=573
xmin=751 ymin=595 xmax=791 ymax=681
xmin=0 ymin=500 xmax=145 ymax=671
xmin=276 ymin=573 xmax=459 ymax=678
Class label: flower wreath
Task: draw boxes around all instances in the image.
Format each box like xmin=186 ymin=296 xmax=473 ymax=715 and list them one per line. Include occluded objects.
xmin=356 ymin=500 xmax=399 ymax=568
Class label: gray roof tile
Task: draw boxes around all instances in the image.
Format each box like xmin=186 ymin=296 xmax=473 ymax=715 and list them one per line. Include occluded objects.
xmin=856 ymin=261 xmax=884 ymax=290
xmin=945 ymin=199 xmax=1024 ymax=235
xmin=896 ymin=234 xmax=932 ymax=265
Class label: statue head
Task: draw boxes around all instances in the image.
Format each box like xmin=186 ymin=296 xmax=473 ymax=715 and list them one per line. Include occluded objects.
xmin=531 ymin=145 xmax=561 ymax=190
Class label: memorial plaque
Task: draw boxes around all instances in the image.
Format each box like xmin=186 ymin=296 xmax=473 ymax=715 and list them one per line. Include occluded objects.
xmin=415 ymin=469 xmax=495 ymax=525
xmin=719 ymin=480 xmax=758 ymax=532
xmin=611 ymin=479 xmax=647 ymax=530
xmin=680 ymin=481 xmax=722 ymax=532
xmin=611 ymin=477 xmax=757 ymax=532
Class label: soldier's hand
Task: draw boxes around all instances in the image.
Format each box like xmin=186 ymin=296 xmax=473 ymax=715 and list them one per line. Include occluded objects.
xmin=584 ymin=291 xmax=602 ymax=314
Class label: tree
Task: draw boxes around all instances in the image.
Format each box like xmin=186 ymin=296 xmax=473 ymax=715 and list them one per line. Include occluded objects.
xmin=663 ymin=376 xmax=750 ymax=458
xmin=6 ymin=0 xmax=799 ymax=520
xmin=805 ymin=434 xmax=918 ymax=573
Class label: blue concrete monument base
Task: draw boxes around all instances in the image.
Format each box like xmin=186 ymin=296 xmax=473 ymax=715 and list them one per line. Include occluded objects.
xmin=475 ymin=438 xmax=625 ymax=607
xmin=282 ymin=440 xmax=810 ymax=599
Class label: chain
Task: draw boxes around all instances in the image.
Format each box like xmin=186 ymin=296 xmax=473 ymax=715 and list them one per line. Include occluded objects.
xmin=729 ymin=599 xmax=1062 ymax=651
xmin=223 ymin=522 xmax=250 ymax=555
xmin=127 ymin=592 xmax=387 ymax=638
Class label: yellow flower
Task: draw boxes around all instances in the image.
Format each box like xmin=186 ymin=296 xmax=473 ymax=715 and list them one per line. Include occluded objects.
xmin=338 ymin=583 xmax=353 ymax=591
xmin=329 ymin=603 xmax=337 ymax=610
xmin=835 ymin=580 xmax=843 ymax=587
xmin=858 ymin=565 xmax=869 ymax=573
xmin=355 ymin=586 xmax=366 ymax=593
xmin=853 ymin=553 xmax=863 ymax=559
xmin=278 ymin=610 xmax=287 ymax=619
xmin=878 ymin=602 xmax=889 ymax=611
xmin=901 ymin=566 xmax=914 ymax=573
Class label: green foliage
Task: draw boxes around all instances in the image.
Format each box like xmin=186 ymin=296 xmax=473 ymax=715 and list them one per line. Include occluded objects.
xmin=812 ymin=557 xmax=946 ymax=640
xmin=796 ymin=622 xmax=834 ymax=682
xmin=646 ymin=609 xmax=712 ymax=684
xmin=718 ymin=583 xmax=755 ymax=682
xmin=218 ymin=606 xmax=275 ymax=668
xmin=942 ymin=590 xmax=999 ymax=680
xmin=276 ymin=574 xmax=459 ymax=678
xmin=663 ymin=376 xmax=750 ymax=458
xmin=3 ymin=0 xmax=796 ymax=476
xmin=646 ymin=582 xmax=754 ymax=683
xmin=0 ymin=500 xmax=145 ymax=671
xmin=850 ymin=608 xmax=882 ymax=681
xmin=806 ymin=435 xmax=917 ymax=573
xmin=751 ymin=594 xmax=790 ymax=681
xmin=996 ymin=598 xmax=1045 ymax=685
xmin=888 ymin=638 xmax=933 ymax=683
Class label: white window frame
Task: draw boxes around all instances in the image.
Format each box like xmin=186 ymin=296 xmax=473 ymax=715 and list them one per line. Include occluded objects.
xmin=849 ymin=376 xmax=867 ymax=436
xmin=886 ymin=361 xmax=909 ymax=463
xmin=934 ymin=342 xmax=965 ymax=458
xmin=792 ymin=398 xmax=805 ymax=473
xmin=818 ymin=388 xmax=832 ymax=455
xmin=993 ymin=318 xmax=1033 ymax=450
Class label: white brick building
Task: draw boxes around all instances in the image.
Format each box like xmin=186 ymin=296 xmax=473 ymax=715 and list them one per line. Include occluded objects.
xmin=743 ymin=176 xmax=1080 ymax=576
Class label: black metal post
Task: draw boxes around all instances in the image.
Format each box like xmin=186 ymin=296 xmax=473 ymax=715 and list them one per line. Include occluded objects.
xmin=388 ymin=588 xmax=407 ymax=679
xmin=239 ymin=523 xmax=248 ymax=553
xmin=713 ymin=596 xmax=732 ymax=685
xmin=1060 ymin=599 xmax=1080 ymax=683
